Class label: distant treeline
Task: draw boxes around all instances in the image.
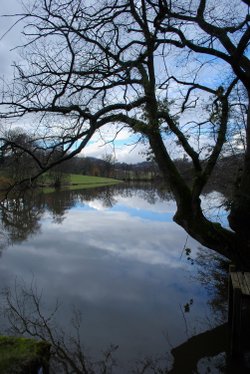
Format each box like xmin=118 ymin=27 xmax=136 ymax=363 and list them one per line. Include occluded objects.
xmin=61 ymin=153 xmax=243 ymax=193
xmin=0 ymin=128 xmax=243 ymax=196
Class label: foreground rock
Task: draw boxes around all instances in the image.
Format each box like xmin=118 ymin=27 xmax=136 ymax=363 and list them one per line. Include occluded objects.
xmin=0 ymin=336 xmax=50 ymax=374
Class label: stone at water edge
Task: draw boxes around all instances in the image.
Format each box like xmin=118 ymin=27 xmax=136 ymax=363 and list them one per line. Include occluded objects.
xmin=0 ymin=335 xmax=51 ymax=374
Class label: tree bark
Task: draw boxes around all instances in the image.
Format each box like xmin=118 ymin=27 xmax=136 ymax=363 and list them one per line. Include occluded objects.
xmin=148 ymin=131 xmax=249 ymax=268
xmin=228 ymin=98 xmax=250 ymax=269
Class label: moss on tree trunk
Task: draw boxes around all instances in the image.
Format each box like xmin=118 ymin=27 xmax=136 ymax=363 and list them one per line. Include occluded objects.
xmin=0 ymin=336 xmax=50 ymax=374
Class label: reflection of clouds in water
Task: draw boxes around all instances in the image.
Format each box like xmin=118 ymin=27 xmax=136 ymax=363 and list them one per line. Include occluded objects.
xmin=87 ymin=200 xmax=107 ymax=211
xmin=114 ymin=195 xmax=176 ymax=214
xmin=0 ymin=205 xmax=201 ymax=308
xmin=45 ymin=209 xmax=194 ymax=267
xmin=86 ymin=194 xmax=176 ymax=214
xmin=0 ymin=188 xmax=213 ymax=365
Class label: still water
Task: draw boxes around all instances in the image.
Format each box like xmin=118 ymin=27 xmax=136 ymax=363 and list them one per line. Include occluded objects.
xmin=0 ymin=184 xmax=231 ymax=372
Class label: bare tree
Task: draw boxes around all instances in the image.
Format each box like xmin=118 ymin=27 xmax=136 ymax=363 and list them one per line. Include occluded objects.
xmin=1 ymin=0 xmax=250 ymax=268
xmin=1 ymin=128 xmax=40 ymax=183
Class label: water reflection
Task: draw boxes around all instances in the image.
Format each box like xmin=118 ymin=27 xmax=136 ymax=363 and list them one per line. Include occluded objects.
xmin=0 ymin=183 xmax=174 ymax=252
xmin=169 ymin=323 xmax=228 ymax=374
xmin=0 ymin=192 xmax=45 ymax=253
xmin=194 ymin=247 xmax=229 ymax=324
xmin=0 ymin=184 xmax=246 ymax=372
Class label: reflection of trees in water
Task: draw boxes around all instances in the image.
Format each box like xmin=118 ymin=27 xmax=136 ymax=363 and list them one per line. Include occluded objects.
xmin=0 ymin=183 xmax=175 ymax=259
xmin=194 ymin=247 xmax=229 ymax=324
xmin=112 ymin=182 xmax=172 ymax=204
xmin=0 ymin=183 xmax=172 ymax=255
xmin=1 ymin=185 xmax=248 ymax=372
xmin=0 ymin=201 xmax=248 ymax=372
xmin=172 ymin=248 xmax=250 ymax=373
xmin=45 ymin=189 xmax=76 ymax=223
xmin=2 ymin=269 xmax=249 ymax=374
xmin=114 ymin=182 xmax=172 ymax=205
xmin=2 ymin=280 xmax=118 ymax=374
xmin=0 ymin=189 xmax=78 ymax=250
xmin=70 ymin=182 xmax=172 ymax=209
xmin=0 ymin=188 xmax=76 ymax=249
xmin=75 ymin=186 xmax=117 ymax=208
xmin=168 ymin=323 xmax=228 ymax=374
xmin=0 ymin=230 xmax=9 ymax=258
xmin=1 ymin=184 xmax=242 ymax=372
xmin=174 ymin=248 xmax=230 ymax=372
xmin=0 ymin=191 xmax=46 ymax=246
xmin=42 ymin=182 xmax=172 ymax=212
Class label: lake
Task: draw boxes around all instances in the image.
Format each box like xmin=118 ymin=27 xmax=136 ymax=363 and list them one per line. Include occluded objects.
xmin=0 ymin=183 xmax=236 ymax=373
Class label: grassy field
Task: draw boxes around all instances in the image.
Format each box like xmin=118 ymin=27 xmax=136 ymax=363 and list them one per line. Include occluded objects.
xmin=0 ymin=173 xmax=121 ymax=193
xmin=69 ymin=174 xmax=119 ymax=185
xmin=42 ymin=173 xmax=121 ymax=193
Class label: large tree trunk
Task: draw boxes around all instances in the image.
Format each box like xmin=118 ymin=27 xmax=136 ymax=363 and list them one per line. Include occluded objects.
xmin=148 ymin=131 xmax=250 ymax=270
xmin=228 ymin=100 xmax=250 ymax=269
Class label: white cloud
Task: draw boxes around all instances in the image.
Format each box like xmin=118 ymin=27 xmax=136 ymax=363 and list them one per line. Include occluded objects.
xmin=80 ymin=125 xmax=149 ymax=163
xmin=113 ymin=142 xmax=149 ymax=163
xmin=83 ymin=140 xmax=148 ymax=163
xmin=0 ymin=1 xmax=24 ymax=78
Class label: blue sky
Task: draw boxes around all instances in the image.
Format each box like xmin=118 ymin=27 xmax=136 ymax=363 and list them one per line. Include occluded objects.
xmin=82 ymin=127 xmax=149 ymax=163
